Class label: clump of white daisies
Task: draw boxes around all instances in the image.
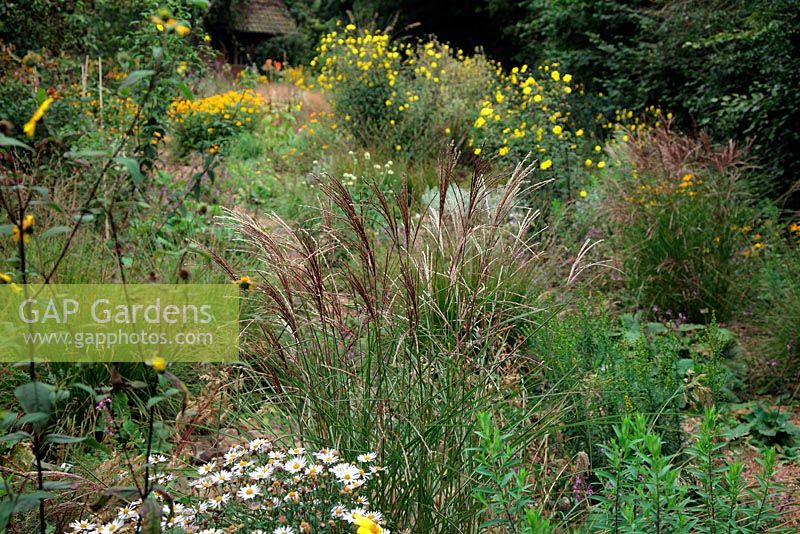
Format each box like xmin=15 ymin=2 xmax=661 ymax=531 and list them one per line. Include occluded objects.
xmin=66 ymin=440 xmax=389 ymax=534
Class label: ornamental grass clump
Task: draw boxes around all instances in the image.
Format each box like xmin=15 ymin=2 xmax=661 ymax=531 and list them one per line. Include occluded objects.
xmin=219 ymin=145 xmax=580 ymax=532
xmin=599 ymin=122 xmax=753 ymax=322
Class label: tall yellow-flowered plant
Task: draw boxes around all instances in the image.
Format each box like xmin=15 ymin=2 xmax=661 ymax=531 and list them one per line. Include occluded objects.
xmin=302 ymin=22 xmax=494 ymax=159
xmin=23 ymin=97 xmax=54 ymax=137
xmin=167 ymin=90 xmax=267 ymax=153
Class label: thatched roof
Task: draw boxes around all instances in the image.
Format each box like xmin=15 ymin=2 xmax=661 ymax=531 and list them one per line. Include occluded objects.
xmin=232 ymin=0 xmax=297 ymax=35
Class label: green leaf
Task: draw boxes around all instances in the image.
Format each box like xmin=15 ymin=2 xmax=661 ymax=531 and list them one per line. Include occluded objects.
xmin=0 ymin=431 xmax=31 ymax=443
xmin=13 ymin=491 xmax=55 ymax=512
xmin=141 ymin=497 xmax=163 ymax=534
xmin=0 ymin=133 xmax=33 ymax=151
xmin=73 ymin=213 xmax=95 ymax=223
xmin=0 ymin=410 xmax=16 ymax=430
xmin=17 ymin=412 xmax=50 ymax=426
xmin=40 ymin=226 xmax=72 ymax=239
xmin=727 ymin=422 xmax=753 ymax=440
xmin=0 ymin=499 xmax=12 ymax=531
xmin=44 ymin=433 xmax=85 ymax=444
xmin=146 ymin=395 xmax=166 ymax=409
xmin=71 ymin=382 xmax=99 ymax=399
xmin=82 ymin=436 xmax=111 ymax=454
xmin=190 ymin=0 xmax=210 ymax=8
xmin=64 ymin=149 xmax=110 ymax=158
xmin=115 ymin=157 xmax=144 ymax=185
xmin=103 ymin=486 xmax=141 ymax=501
xmin=15 ymin=382 xmax=54 ymax=415
xmin=0 ymin=134 xmax=33 ymax=152
xmin=177 ymin=82 xmax=194 ymax=100
xmin=119 ymin=70 xmax=155 ymax=90
xmin=43 ymin=480 xmax=75 ymax=491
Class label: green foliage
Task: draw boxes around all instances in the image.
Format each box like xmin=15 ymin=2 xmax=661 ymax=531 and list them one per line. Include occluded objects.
xmin=507 ymin=0 xmax=800 ymax=201
xmin=529 ymin=310 xmax=728 ymax=459
xmin=590 ymin=409 xmax=784 ymax=532
xmin=599 ymin=126 xmax=754 ymax=322
xmin=471 ymin=411 xmax=556 ymax=533
xmin=728 ymin=404 xmax=800 ymax=449
xmin=750 ymin=231 xmax=800 ymax=392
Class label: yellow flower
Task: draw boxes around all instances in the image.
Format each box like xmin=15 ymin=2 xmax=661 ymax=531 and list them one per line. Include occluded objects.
xmin=0 ymin=273 xmax=12 ymax=284
xmin=444 ymin=127 xmax=451 ymax=134
xmin=576 ymin=129 xmax=584 ymax=137
xmin=597 ymin=161 xmax=606 ymax=168
xmin=12 ymin=214 xmax=35 ymax=243
xmin=474 ymin=148 xmax=482 ymax=155
xmin=151 ymin=357 xmax=167 ymax=373
xmin=174 ymin=24 xmax=191 ymax=37
xmin=594 ymin=145 xmax=602 ymax=152
xmin=353 ymin=513 xmax=383 ymax=534
xmin=395 ymin=144 xmax=402 ymax=151
xmin=236 ymin=275 xmax=255 ymax=290
xmin=584 ymin=159 xmax=592 ymax=167
xmin=474 ymin=116 xmax=486 ymax=128
xmin=204 ymin=34 xmax=211 ymax=42
xmin=563 ymin=73 xmax=572 ymax=83
xmin=579 ymin=190 xmax=588 ymax=198
xmin=23 ymin=97 xmax=55 ymax=137
xmin=550 ymin=70 xmax=560 ymax=81
xmin=540 ymin=159 xmax=552 ymax=170
xmin=498 ymin=146 xmax=509 ymax=156
xmin=552 ymin=125 xmax=562 ymax=135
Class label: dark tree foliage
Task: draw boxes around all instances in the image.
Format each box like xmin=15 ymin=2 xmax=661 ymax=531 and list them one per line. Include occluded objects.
xmin=503 ymin=0 xmax=800 ymax=202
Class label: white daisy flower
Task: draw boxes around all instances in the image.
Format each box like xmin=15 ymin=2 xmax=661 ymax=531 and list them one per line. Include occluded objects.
xmin=197 ymin=463 xmax=214 ymax=476
xmin=332 ymin=463 xmax=361 ymax=483
xmin=248 ymin=438 xmax=271 ymax=452
xmin=97 ymin=519 xmax=125 ymax=534
xmin=343 ymin=507 xmax=367 ymax=523
xmin=210 ymin=470 xmax=233 ymax=485
xmin=207 ymin=493 xmax=230 ymax=509
xmin=268 ymin=450 xmax=287 ymax=461
xmin=147 ymin=453 xmax=168 ymax=465
xmin=237 ymin=484 xmax=262 ymax=500
xmin=283 ymin=456 xmax=307 ymax=473
xmin=364 ymin=510 xmax=385 ymax=524
xmin=330 ymin=504 xmax=347 ymax=519
xmin=357 ymin=452 xmax=377 ymax=463
xmin=305 ymin=463 xmax=324 ymax=477
xmin=249 ymin=464 xmax=274 ymax=480
xmin=69 ymin=519 xmax=96 ymax=532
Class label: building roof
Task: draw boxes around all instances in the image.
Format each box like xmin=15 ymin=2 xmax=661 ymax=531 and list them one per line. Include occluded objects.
xmin=232 ymin=0 xmax=297 ymax=35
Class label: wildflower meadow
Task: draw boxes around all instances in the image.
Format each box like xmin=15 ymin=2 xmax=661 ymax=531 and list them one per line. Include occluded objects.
xmin=0 ymin=1 xmax=799 ymax=533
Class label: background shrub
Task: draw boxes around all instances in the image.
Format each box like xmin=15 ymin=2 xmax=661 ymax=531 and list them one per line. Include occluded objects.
xmin=599 ymin=124 xmax=754 ymax=322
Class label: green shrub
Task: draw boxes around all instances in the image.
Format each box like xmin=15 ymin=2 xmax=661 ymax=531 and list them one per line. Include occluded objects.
xmin=506 ymin=0 xmax=800 ymax=202
xmin=306 ymin=24 xmax=495 ymax=160
xmin=589 ymin=409 xmax=784 ymax=532
xmin=599 ymin=125 xmax=754 ymax=322
xmin=528 ymin=310 xmax=729 ymax=460
xmin=750 ymin=228 xmax=800 ymax=392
